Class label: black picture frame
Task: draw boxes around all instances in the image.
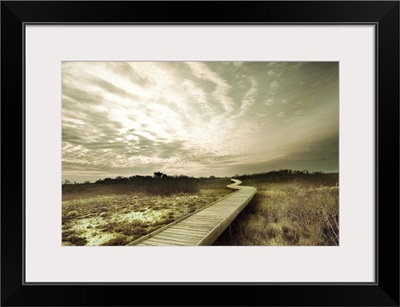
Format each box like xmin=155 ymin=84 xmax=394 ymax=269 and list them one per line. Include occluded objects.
xmin=1 ymin=1 xmax=399 ymax=306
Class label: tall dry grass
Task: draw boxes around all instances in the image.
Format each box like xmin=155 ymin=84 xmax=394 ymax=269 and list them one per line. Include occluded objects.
xmin=214 ymin=173 xmax=339 ymax=246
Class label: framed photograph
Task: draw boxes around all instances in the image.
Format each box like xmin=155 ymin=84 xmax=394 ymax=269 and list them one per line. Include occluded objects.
xmin=2 ymin=1 xmax=399 ymax=306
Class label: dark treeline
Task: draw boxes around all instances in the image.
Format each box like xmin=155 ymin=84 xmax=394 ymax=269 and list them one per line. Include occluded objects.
xmin=235 ymin=169 xmax=339 ymax=186
xmin=62 ymin=173 xmax=228 ymax=196
xmin=93 ymin=174 xmax=221 ymax=184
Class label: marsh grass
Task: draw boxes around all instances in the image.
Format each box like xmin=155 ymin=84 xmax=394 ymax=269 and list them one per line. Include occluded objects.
xmin=214 ymin=173 xmax=339 ymax=246
xmin=62 ymin=178 xmax=231 ymax=246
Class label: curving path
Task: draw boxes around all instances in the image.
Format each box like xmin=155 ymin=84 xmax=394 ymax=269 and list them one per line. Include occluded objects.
xmin=127 ymin=179 xmax=256 ymax=246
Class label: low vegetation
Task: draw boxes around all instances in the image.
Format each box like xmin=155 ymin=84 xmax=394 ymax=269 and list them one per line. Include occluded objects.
xmin=62 ymin=176 xmax=232 ymax=246
xmin=63 ymin=170 xmax=339 ymax=247
xmin=214 ymin=170 xmax=339 ymax=246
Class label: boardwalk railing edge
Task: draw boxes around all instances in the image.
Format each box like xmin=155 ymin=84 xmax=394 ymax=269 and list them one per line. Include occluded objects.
xmin=196 ymin=185 xmax=257 ymax=245
xmin=125 ymin=178 xmax=246 ymax=246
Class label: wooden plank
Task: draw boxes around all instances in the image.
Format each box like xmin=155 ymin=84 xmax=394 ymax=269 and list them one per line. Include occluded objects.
xmin=194 ymin=212 xmax=232 ymax=217
xmin=147 ymin=235 xmax=196 ymax=245
xmin=162 ymin=229 xmax=206 ymax=238
xmin=169 ymin=226 xmax=210 ymax=233
xmin=154 ymin=232 xmax=204 ymax=241
xmin=188 ymin=215 xmax=223 ymax=220
xmin=177 ymin=221 xmax=216 ymax=227
xmin=142 ymin=238 xmax=186 ymax=246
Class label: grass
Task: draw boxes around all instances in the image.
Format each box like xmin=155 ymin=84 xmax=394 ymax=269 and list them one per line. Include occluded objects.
xmin=214 ymin=172 xmax=339 ymax=246
xmin=62 ymin=177 xmax=232 ymax=246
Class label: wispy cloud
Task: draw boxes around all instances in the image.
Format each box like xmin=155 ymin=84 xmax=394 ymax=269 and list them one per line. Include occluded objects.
xmin=264 ymin=98 xmax=274 ymax=106
xmin=236 ymin=76 xmax=258 ymax=117
xmin=186 ymin=62 xmax=234 ymax=112
xmin=270 ymin=80 xmax=280 ymax=91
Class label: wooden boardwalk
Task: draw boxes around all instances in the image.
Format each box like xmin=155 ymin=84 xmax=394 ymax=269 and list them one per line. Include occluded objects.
xmin=126 ymin=179 xmax=256 ymax=246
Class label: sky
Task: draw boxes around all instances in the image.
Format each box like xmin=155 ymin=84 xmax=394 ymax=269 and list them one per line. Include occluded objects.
xmin=62 ymin=61 xmax=339 ymax=182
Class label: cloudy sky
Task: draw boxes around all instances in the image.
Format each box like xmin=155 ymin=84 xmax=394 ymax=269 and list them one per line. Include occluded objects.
xmin=62 ymin=62 xmax=338 ymax=182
